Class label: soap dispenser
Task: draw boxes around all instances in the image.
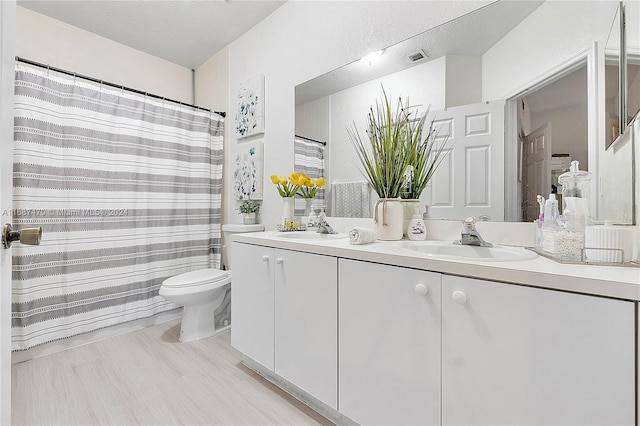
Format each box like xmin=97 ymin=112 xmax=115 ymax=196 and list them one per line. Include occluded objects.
xmin=407 ymin=206 xmax=427 ymax=241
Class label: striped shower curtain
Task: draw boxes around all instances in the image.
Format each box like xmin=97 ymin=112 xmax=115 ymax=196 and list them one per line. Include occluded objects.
xmin=293 ymin=136 xmax=325 ymax=215
xmin=11 ymin=66 xmax=224 ymax=351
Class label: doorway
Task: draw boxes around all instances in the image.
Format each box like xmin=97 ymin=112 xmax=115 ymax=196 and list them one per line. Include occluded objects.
xmin=518 ymin=65 xmax=588 ymax=222
xmin=505 ymin=58 xmax=591 ymax=222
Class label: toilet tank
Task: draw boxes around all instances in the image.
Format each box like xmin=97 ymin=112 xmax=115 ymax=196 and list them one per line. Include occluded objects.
xmin=221 ymin=223 xmax=264 ymax=270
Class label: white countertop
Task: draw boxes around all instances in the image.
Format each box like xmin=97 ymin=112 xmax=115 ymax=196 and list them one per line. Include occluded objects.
xmin=232 ymin=232 xmax=640 ymax=302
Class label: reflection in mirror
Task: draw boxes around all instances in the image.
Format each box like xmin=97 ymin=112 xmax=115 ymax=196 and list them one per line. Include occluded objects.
xmin=626 ymin=0 xmax=640 ymax=127
xmin=295 ymin=0 xmax=634 ymax=224
xmin=605 ymin=6 xmax=621 ymax=149
xmin=517 ymin=66 xmax=588 ymax=222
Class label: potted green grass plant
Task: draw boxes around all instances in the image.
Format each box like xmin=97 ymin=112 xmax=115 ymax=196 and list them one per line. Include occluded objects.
xmin=347 ymin=87 xmax=414 ymax=240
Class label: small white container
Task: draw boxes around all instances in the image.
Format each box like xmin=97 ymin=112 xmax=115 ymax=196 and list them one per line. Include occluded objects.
xmin=584 ymin=221 xmax=634 ymax=263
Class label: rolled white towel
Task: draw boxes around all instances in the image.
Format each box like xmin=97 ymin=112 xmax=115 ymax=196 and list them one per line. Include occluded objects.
xmin=349 ymin=227 xmax=376 ymax=245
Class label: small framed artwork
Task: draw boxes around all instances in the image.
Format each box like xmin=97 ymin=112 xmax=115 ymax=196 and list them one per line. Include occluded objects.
xmin=233 ymin=142 xmax=264 ymax=200
xmin=235 ymin=75 xmax=265 ymax=139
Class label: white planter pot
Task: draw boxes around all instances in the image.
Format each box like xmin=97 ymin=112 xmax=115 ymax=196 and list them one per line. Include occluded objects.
xmin=374 ymin=198 xmax=403 ymax=241
xmin=242 ymin=212 xmax=257 ymax=225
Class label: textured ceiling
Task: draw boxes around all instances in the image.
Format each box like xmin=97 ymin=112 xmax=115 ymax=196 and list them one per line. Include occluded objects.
xmin=296 ymin=1 xmax=544 ymax=105
xmin=17 ymin=0 xmax=286 ymax=69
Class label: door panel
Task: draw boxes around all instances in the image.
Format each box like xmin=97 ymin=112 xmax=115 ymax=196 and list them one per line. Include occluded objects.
xmin=339 ymin=259 xmax=441 ymax=425
xmin=0 ymin=1 xmax=16 ymax=423
xmin=424 ymin=100 xmax=505 ymax=221
xmin=522 ymin=123 xmax=551 ymax=221
xmin=274 ymin=250 xmax=337 ymax=409
xmin=230 ymin=243 xmax=275 ymax=370
xmin=442 ymin=275 xmax=635 ymax=426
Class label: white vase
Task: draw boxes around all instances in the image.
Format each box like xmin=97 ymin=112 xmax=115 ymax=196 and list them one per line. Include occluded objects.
xmin=300 ymin=198 xmax=314 ymax=226
xmin=374 ymin=198 xmax=403 ymax=241
xmin=401 ymin=199 xmax=420 ymax=237
xmin=282 ymin=197 xmax=295 ymax=225
xmin=304 ymin=198 xmax=314 ymax=216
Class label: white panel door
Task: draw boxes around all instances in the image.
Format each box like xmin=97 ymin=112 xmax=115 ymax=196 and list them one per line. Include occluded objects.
xmin=0 ymin=1 xmax=15 ymax=423
xmin=442 ymin=275 xmax=635 ymax=426
xmin=274 ymin=249 xmax=337 ymax=409
xmin=424 ymin=100 xmax=505 ymax=221
xmin=339 ymin=259 xmax=441 ymax=425
xmin=230 ymin=242 xmax=275 ymax=370
xmin=522 ymin=123 xmax=551 ymax=222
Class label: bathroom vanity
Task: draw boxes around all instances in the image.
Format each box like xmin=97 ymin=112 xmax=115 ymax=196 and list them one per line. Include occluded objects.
xmin=230 ymin=232 xmax=639 ymax=426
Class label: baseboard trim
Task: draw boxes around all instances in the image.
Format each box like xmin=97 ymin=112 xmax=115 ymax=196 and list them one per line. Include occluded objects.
xmin=241 ymin=355 xmax=356 ymax=426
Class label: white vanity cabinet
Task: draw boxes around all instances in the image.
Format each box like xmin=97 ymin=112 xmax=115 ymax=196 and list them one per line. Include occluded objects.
xmin=274 ymin=249 xmax=338 ymax=409
xmin=339 ymin=259 xmax=442 ymax=426
xmin=441 ymin=275 xmax=636 ymax=426
xmin=231 ymin=242 xmax=275 ymax=370
xmin=231 ymin=242 xmax=338 ymax=408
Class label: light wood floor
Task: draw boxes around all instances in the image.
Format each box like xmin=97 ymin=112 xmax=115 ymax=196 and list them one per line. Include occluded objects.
xmin=12 ymin=319 xmax=333 ymax=426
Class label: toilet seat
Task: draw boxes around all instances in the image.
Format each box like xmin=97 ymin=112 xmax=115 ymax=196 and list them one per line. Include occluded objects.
xmin=162 ymin=268 xmax=230 ymax=289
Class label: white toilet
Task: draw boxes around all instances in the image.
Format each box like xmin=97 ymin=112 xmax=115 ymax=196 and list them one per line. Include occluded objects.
xmin=159 ymin=223 xmax=264 ymax=342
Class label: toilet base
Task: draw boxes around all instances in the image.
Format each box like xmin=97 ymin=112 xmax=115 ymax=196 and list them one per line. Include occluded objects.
xmin=179 ymin=301 xmax=218 ymax=342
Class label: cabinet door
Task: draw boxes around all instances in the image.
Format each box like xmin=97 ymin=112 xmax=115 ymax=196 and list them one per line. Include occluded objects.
xmin=339 ymin=259 xmax=441 ymax=426
xmin=275 ymin=249 xmax=338 ymax=409
xmin=230 ymin=242 xmax=274 ymax=370
xmin=442 ymin=275 xmax=635 ymax=426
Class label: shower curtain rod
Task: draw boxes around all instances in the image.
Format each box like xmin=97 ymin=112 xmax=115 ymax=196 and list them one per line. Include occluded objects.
xmin=295 ymin=134 xmax=327 ymax=146
xmin=15 ymin=56 xmax=226 ymax=118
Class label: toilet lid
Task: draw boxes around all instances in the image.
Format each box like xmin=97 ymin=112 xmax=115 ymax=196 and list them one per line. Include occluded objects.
xmin=162 ymin=268 xmax=230 ymax=288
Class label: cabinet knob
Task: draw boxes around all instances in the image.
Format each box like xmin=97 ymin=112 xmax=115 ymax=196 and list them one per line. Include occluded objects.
xmin=262 ymin=255 xmax=269 ymax=262
xmin=276 ymin=258 xmax=284 ymax=264
xmin=414 ymin=283 xmax=428 ymax=296
xmin=452 ymin=290 xmax=467 ymax=304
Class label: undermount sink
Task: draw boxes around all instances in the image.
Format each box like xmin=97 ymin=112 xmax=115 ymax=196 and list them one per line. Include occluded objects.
xmin=275 ymin=232 xmax=347 ymax=240
xmin=402 ymin=241 xmax=537 ymax=261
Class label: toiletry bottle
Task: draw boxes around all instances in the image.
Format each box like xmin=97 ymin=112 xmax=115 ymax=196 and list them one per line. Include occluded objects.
xmin=407 ymin=207 xmax=427 ymax=241
xmin=543 ymin=193 xmax=559 ymax=227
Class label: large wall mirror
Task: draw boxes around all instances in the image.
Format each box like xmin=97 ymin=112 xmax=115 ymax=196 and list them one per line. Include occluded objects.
xmin=295 ymin=0 xmax=637 ymax=225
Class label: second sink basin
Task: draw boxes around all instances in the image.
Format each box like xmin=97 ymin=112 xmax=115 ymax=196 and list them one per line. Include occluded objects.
xmin=402 ymin=241 xmax=537 ymax=261
xmin=275 ymin=232 xmax=347 ymax=241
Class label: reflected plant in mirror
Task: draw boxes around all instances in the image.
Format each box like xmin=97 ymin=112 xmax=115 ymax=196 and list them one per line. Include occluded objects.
xmin=346 ymin=87 xmax=416 ymax=199
xmin=401 ymin=113 xmax=449 ymax=200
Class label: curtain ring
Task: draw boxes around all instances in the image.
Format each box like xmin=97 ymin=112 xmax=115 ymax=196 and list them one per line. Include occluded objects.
xmin=46 ymin=64 xmax=50 ymax=76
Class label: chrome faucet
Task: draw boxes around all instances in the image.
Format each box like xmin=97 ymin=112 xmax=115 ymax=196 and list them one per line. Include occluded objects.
xmin=454 ymin=216 xmax=492 ymax=247
xmin=316 ymin=212 xmax=337 ymax=234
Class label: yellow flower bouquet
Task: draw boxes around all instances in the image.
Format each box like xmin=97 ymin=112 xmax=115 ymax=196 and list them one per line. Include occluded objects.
xmin=297 ymin=173 xmax=326 ymax=199
xmin=270 ymin=172 xmax=302 ymax=197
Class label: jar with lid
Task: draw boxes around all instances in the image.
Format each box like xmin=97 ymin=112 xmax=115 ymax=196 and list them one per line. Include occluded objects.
xmin=558 ymin=160 xmax=592 ymax=230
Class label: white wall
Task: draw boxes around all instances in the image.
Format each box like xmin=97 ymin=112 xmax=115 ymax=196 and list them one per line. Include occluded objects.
xmin=195 ymin=47 xmax=230 ymax=223
xmin=482 ymin=1 xmax=617 ymax=101
xmin=16 ymin=7 xmax=192 ymax=102
xmin=205 ymin=1 xmax=490 ymax=229
xmin=445 ymin=55 xmax=482 ymax=107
